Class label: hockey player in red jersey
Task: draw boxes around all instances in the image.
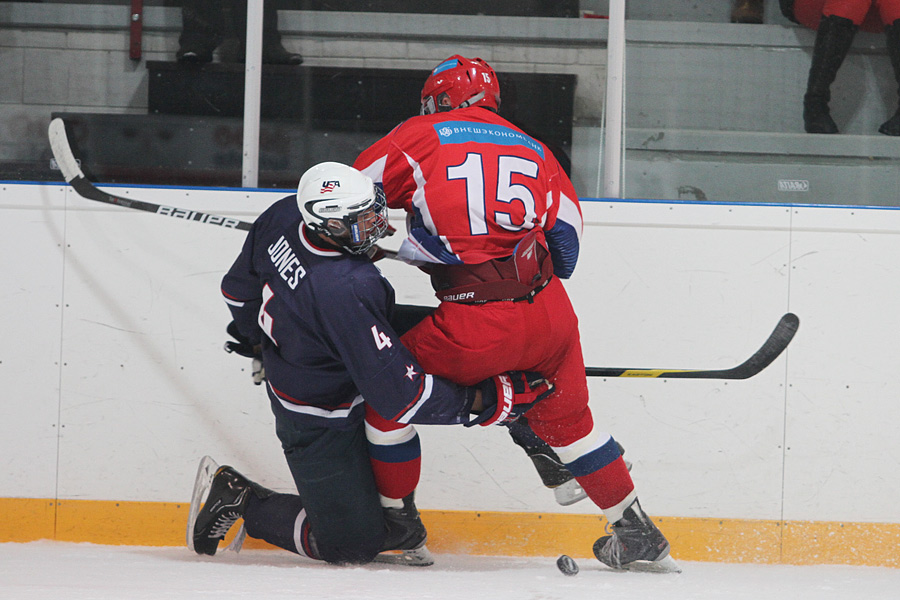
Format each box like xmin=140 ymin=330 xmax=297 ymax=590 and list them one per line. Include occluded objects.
xmin=354 ymin=55 xmax=675 ymax=570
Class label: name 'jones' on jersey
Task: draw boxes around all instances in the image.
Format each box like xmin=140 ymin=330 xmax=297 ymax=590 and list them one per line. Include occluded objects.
xmin=268 ymin=235 xmax=306 ymax=289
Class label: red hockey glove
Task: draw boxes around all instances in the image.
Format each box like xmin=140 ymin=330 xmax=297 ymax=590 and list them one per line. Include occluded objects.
xmin=465 ymin=371 xmax=555 ymax=427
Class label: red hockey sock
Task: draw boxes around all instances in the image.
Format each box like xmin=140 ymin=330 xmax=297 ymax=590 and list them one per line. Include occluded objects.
xmin=575 ymin=455 xmax=635 ymax=512
xmin=364 ymin=405 xmax=421 ymax=502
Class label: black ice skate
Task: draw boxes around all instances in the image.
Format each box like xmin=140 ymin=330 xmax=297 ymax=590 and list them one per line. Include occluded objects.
xmin=377 ymin=492 xmax=434 ymax=566
xmin=592 ymin=498 xmax=680 ymax=573
xmin=187 ymin=456 xmax=272 ymax=556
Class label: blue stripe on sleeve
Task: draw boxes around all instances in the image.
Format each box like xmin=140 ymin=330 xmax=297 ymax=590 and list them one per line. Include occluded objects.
xmin=545 ymin=220 xmax=580 ymax=279
xmin=408 ymin=206 xmax=464 ymax=265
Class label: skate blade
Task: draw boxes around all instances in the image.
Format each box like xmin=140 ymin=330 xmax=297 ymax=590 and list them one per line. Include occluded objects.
xmin=620 ymin=555 xmax=682 ymax=574
xmin=374 ymin=545 xmax=434 ymax=567
xmin=553 ymin=479 xmax=588 ymax=506
xmin=186 ymin=455 xmax=219 ymax=552
xmin=223 ymin=523 xmax=246 ymax=553
xmin=554 ymin=460 xmax=632 ymax=507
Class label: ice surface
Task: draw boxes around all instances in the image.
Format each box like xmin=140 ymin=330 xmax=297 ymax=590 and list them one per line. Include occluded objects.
xmin=3 ymin=541 xmax=899 ymax=600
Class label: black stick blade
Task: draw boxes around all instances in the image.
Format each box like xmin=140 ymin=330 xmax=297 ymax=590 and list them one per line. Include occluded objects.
xmin=585 ymin=313 xmax=799 ymax=380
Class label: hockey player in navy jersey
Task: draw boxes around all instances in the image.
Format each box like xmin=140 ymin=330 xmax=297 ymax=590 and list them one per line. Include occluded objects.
xmin=189 ymin=162 xmax=553 ymax=566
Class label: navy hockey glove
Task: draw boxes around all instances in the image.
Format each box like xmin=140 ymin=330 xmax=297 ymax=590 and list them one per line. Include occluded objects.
xmin=366 ymin=244 xmax=389 ymax=262
xmin=465 ymin=371 xmax=555 ymax=427
xmin=224 ymin=321 xmax=265 ymax=385
xmin=224 ymin=321 xmax=257 ymax=357
xmin=365 ymin=226 xmax=397 ymax=262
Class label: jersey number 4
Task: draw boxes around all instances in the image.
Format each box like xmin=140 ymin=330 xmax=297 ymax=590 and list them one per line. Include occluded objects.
xmin=447 ymin=153 xmax=539 ymax=235
xmin=371 ymin=325 xmax=392 ymax=350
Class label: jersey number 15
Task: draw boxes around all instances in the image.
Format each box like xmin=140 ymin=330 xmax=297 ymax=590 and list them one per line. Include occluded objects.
xmin=447 ymin=153 xmax=539 ymax=235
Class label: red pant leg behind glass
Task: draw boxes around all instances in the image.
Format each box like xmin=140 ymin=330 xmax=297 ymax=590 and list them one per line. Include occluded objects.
xmin=401 ymin=277 xmax=594 ymax=447
xmin=793 ymin=0 xmax=895 ymax=30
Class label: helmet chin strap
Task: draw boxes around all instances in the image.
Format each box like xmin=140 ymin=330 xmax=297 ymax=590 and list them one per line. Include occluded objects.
xmin=303 ymin=223 xmax=343 ymax=251
xmin=323 ymin=222 xmax=356 ymax=252
xmin=457 ymin=91 xmax=486 ymax=109
xmin=424 ymin=91 xmax=493 ymax=115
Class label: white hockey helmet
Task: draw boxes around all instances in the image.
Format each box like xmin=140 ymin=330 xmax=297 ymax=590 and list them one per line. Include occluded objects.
xmin=296 ymin=162 xmax=388 ymax=255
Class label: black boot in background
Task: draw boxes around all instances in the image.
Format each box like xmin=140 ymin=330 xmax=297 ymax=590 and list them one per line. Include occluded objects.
xmin=226 ymin=1 xmax=303 ymax=65
xmin=803 ymin=15 xmax=858 ymax=134
xmin=176 ymin=0 xmax=225 ymax=63
xmin=879 ymin=19 xmax=900 ymax=136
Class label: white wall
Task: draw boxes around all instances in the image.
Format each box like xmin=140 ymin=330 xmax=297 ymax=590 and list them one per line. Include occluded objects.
xmin=2 ymin=182 xmax=898 ymax=526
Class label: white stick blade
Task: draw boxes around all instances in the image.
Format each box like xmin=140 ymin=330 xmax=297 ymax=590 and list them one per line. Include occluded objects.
xmin=48 ymin=118 xmax=84 ymax=183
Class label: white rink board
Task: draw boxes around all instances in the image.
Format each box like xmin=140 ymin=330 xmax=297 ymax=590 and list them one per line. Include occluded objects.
xmin=0 ymin=183 xmax=67 ymax=499
xmin=1 ymin=183 xmax=898 ymax=526
xmin=567 ymin=200 xmax=793 ymax=521
xmin=784 ymin=205 xmax=900 ymax=523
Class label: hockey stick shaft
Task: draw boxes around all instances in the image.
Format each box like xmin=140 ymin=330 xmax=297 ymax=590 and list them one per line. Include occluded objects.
xmin=47 ymin=118 xmax=400 ymax=259
xmin=585 ymin=312 xmax=799 ymax=380
xmin=48 ymin=118 xmax=252 ymax=231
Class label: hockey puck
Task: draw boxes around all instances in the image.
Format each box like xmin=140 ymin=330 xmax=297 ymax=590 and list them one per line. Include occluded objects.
xmin=556 ymin=554 xmax=579 ymax=576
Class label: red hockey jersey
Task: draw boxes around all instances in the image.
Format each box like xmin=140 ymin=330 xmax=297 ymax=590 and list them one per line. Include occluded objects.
xmin=354 ymin=107 xmax=583 ymax=276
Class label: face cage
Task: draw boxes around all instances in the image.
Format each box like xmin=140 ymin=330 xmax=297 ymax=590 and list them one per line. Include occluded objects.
xmin=343 ymin=187 xmax=389 ymax=255
xmin=421 ymin=95 xmax=437 ymax=116
xmin=421 ymin=90 xmax=487 ymax=115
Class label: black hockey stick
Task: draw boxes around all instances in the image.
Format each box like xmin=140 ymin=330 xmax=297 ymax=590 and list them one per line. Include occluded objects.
xmin=47 ymin=118 xmax=400 ymax=259
xmin=48 ymin=118 xmax=251 ymax=231
xmin=49 ymin=115 xmax=794 ymax=380
xmin=585 ymin=312 xmax=799 ymax=379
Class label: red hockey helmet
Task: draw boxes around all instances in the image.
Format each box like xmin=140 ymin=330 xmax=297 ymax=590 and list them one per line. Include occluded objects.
xmin=420 ymin=55 xmax=501 ymax=115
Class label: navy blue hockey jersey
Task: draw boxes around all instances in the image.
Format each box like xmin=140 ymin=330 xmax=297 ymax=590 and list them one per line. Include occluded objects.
xmin=221 ymin=195 xmax=472 ymax=429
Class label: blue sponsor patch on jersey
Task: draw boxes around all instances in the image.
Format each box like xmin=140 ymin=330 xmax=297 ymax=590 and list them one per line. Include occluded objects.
xmin=433 ymin=121 xmax=545 ymax=158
